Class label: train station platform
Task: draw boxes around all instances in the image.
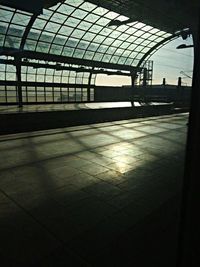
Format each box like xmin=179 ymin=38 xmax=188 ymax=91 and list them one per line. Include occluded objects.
xmin=0 ymin=113 xmax=187 ymax=266
xmin=0 ymin=102 xmax=188 ymax=134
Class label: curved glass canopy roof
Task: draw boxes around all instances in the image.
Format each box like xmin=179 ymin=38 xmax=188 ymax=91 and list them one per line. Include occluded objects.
xmin=0 ymin=0 xmax=172 ymax=67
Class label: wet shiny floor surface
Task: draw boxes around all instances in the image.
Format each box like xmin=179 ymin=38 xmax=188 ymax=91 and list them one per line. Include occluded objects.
xmin=0 ymin=113 xmax=188 ymax=266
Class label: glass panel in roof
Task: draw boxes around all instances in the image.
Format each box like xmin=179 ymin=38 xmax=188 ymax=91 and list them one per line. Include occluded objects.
xmin=121 ymin=50 xmax=132 ymax=57
xmin=25 ymin=39 xmax=37 ymax=50
xmin=128 ymin=43 xmax=137 ymax=51
xmin=142 ymin=25 xmax=153 ymax=31
xmin=135 ymin=46 xmax=146 ymax=52
xmin=92 ymin=6 xmax=108 ymax=16
xmin=84 ymin=51 xmax=94 ymax=60
xmin=127 ymin=35 xmax=137 ymax=43
xmin=51 ymin=13 xmax=67 ymax=24
xmin=104 ymin=11 xmax=119 ymax=20
xmin=118 ymin=57 xmax=126 ymax=64
xmin=142 ymin=32 xmax=152 ymax=39
xmin=78 ymin=21 xmax=91 ymax=31
xmin=145 ymin=42 xmax=155 ymax=48
xmin=62 ymin=46 xmax=74 ymax=56
xmin=89 ymin=24 xmax=103 ymax=33
xmin=80 ymin=2 xmax=96 ymax=12
xmin=106 ymin=46 xmax=116 ymax=55
xmin=5 ymin=36 xmax=21 ymax=48
xmin=142 ymin=40 xmax=152 ymax=46
xmin=115 ymin=48 xmax=124 ymax=55
xmin=133 ymin=59 xmax=140 ymax=64
xmin=0 ymin=34 xmax=5 ymax=46
xmin=45 ymin=22 xmax=60 ymax=32
xmin=53 ymin=35 xmax=66 ymax=45
xmin=12 ymin=13 xmax=30 ymax=25
xmin=97 ymin=45 xmax=108 ymax=53
xmin=58 ymin=25 xmax=73 ymax=36
xmin=96 ymin=17 xmax=109 ymax=26
xmin=148 ymin=35 xmax=158 ymax=41
xmin=117 ymin=25 xmax=129 ymax=32
xmin=84 ymin=13 xmax=99 ymax=23
xmin=93 ymin=53 xmax=103 ymax=61
xmin=120 ymin=42 xmax=130 ymax=49
xmin=72 ymin=9 xmax=87 ymax=19
xmin=149 ymin=28 xmax=160 ymax=34
xmin=125 ymin=27 xmax=138 ymax=35
xmin=27 ymin=30 xmax=40 ymax=40
xmin=100 ymin=27 xmax=113 ymax=37
xmin=32 ymin=18 xmax=47 ymax=29
xmin=111 ymin=55 xmax=120 ymax=63
xmin=110 ymin=39 xmax=123 ymax=47
xmin=67 ymin=0 xmax=84 ymax=7
xmin=0 ymin=8 xmax=14 ymax=22
xmin=125 ymin=58 xmax=133 ymax=65
xmin=102 ymin=37 xmax=115 ymax=45
xmin=134 ymin=30 xmax=145 ymax=37
xmin=73 ymin=49 xmax=85 ymax=57
xmin=0 ymin=22 xmax=7 ymax=34
xmin=135 ymin=53 xmax=144 ymax=60
xmin=155 ymin=37 xmax=164 ymax=43
xmin=134 ymin=22 xmax=146 ymax=29
xmin=82 ymin=32 xmax=95 ymax=41
xmin=36 ymin=42 xmax=51 ymax=53
xmin=7 ymin=25 xmax=24 ymax=37
xmin=134 ymin=38 xmax=146 ymax=45
xmin=57 ymin=4 xmax=74 ymax=15
xmin=77 ymin=40 xmax=89 ymax=49
xmin=42 ymin=9 xmax=53 ymax=20
xmin=39 ymin=32 xmax=55 ymax=42
xmin=102 ymin=54 xmax=112 ymax=62
xmin=71 ymin=29 xmax=85 ymax=38
xmin=93 ymin=34 xmax=106 ymax=43
xmin=50 ymin=44 xmax=62 ymax=55
xmin=156 ymin=31 xmax=166 ymax=36
xmin=118 ymin=33 xmax=129 ymax=40
xmin=141 ymin=47 xmax=149 ymax=53
xmin=87 ymin=43 xmax=99 ymax=51
xmin=109 ymin=31 xmax=121 ymax=39
xmin=66 ymin=37 xmax=78 ymax=47
xmin=65 ymin=17 xmax=80 ymax=27
xmin=165 ymin=33 xmax=172 ymax=38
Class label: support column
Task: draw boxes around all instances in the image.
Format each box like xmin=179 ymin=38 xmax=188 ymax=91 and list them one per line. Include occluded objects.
xmin=87 ymin=68 xmax=94 ymax=102
xmin=176 ymin=76 xmax=182 ymax=106
xmin=131 ymin=70 xmax=137 ymax=107
xmin=177 ymin=10 xmax=200 ymax=267
xmin=142 ymin=68 xmax=148 ymax=87
xmin=162 ymin=78 xmax=166 ymax=86
xmin=16 ymin=57 xmax=23 ymax=108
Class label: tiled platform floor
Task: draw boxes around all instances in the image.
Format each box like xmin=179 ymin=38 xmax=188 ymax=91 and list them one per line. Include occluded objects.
xmin=0 ymin=113 xmax=188 ymax=266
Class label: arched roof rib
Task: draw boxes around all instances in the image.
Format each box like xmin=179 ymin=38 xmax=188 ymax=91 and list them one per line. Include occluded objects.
xmin=0 ymin=0 xmax=173 ymax=69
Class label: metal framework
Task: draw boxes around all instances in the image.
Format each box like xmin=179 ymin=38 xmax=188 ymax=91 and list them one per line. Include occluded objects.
xmin=0 ymin=0 xmax=180 ymax=105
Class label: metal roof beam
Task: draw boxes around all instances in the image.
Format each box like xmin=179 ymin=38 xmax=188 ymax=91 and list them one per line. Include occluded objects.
xmin=0 ymin=48 xmax=141 ymax=72
xmin=0 ymin=58 xmax=131 ymax=76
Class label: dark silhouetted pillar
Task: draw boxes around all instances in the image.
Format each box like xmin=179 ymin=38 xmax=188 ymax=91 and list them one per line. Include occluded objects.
xmin=177 ymin=9 xmax=200 ymax=267
xmin=16 ymin=57 xmax=23 ymax=108
xmin=162 ymin=78 xmax=166 ymax=86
